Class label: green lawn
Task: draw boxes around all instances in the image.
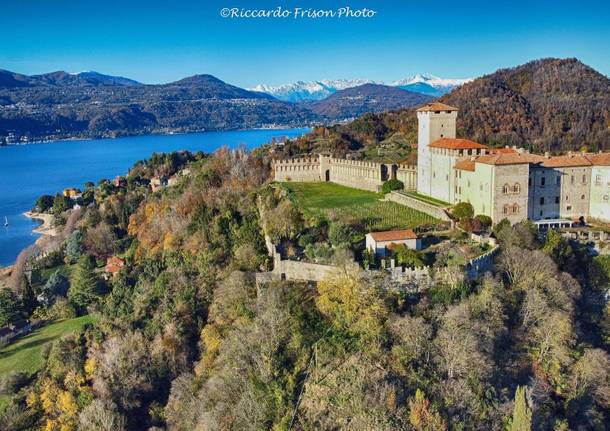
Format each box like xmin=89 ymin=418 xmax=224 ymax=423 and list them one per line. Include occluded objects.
xmin=283 ymin=182 xmax=438 ymax=231
xmin=0 ymin=315 xmax=96 ymax=379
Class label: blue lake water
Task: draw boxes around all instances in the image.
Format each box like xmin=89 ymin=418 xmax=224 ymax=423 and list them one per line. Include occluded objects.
xmin=0 ymin=128 xmax=308 ymax=267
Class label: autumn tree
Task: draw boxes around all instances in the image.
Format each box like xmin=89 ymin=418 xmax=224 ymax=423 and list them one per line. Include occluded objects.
xmin=316 ymin=273 xmax=388 ymax=344
xmin=408 ymin=389 xmax=447 ymax=431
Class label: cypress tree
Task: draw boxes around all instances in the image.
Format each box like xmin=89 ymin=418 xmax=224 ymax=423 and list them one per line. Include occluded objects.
xmin=510 ymin=386 xmax=532 ymax=431
xmin=68 ymin=255 xmax=99 ymax=313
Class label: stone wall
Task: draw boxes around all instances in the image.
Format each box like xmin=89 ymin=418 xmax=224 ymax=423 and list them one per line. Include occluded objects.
xmin=256 ymin=236 xmax=359 ymax=284
xmin=465 ymin=245 xmax=500 ymax=278
xmin=328 ymin=157 xmax=384 ymax=192
xmin=273 ymin=154 xmax=417 ymax=193
xmin=384 ymin=191 xmax=451 ymax=221
xmin=396 ymin=165 xmax=417 ymax=191
xmin=273 ymin=157 xmax=321 ymax=182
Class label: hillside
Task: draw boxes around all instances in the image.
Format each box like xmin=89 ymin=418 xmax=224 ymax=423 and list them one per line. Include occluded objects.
xmin=308 ymin=84 xmax=433 ymax=120
xmin=280 ymin=58 xmax=610 ymax=158
xmin=1 ymin=148 xmax=609 ymax=429
xmin=441 ymin=58 xmax=610 ymax=152
xmin=0 ymin=71 xmax=317 ymax=142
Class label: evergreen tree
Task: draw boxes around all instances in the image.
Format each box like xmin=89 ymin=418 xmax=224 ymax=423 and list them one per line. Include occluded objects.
xmin=64 ymin=230 xmax=84 ymax=264
xmin=510 ymin=386 xmax=532 ymax=431
xmin=68 ymin=255 xmax=99 ymax=313
xmin=0 ymin=288 xmax=24 ymax=327
xmin=19 ymin=276 xmax=38 ymax=316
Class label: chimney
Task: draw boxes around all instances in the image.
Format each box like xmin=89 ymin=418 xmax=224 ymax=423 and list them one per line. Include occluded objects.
xmin=544 ymin=151 xmax=550 ymax=158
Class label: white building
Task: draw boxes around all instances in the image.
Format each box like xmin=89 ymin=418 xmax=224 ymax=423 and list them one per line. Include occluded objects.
xmin=366 ymin=229 xmax=421 ymax=257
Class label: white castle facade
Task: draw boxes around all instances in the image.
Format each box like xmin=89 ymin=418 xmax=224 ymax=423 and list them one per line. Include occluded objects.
xmin=273 ymin=102 xmax=610 ymax=224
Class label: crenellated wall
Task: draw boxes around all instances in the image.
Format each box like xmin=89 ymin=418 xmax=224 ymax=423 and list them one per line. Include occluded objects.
xmin=328 ymin=157 xmax=385 ymax=191
xmin=272 ymin=157 xmax=321 ymax=182
xmin=273 ymin=154 xmax=418 ymax=193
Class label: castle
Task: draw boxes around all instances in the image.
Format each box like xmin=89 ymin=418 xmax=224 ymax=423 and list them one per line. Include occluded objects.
xmin=273 ymin=102 xmax=610 ymax=224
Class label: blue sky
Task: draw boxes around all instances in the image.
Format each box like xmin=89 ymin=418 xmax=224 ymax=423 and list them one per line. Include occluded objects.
xmin=1 ymin=0 xmax=609 ymax=86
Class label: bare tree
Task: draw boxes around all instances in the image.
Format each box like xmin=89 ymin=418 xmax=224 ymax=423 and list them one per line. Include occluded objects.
xmin=8 ymin=245 xmax=38 ymax=293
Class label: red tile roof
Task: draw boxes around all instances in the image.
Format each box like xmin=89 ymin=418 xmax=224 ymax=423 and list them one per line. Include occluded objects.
xmin=488 ymin=147 xmax=519 ymax=154
xmin=416 ymin=102 xmax=459 ymax=112
xmin=586 ymin=153 xmax=610 ymax=166
xmin=541 ymin=154 xmax=592 ymax=168
xmin=454 ymin=160 xmax=476 ymax=171
xmin=368 ymin=229 xmax=418 ymax=242
xmin=475 ymin=153 xmax=545 ymax=166
xmin=105 ymin=256 xmax=125 ymax=274
xmin=429 ymin=138 xmax=488 ymax=150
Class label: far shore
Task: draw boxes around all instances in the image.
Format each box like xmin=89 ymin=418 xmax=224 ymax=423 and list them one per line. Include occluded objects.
xmin=0 ymin=125 xmax=311 ymax=147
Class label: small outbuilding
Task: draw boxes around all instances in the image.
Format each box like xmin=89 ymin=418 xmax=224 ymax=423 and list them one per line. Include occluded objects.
xmin=366 ymin=229 xmax=421 ymax=257
xmin=105 ymin=256 xmax=125 ymax=277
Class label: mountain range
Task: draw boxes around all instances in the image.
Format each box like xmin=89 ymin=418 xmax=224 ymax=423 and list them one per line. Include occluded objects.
xmin=277 ymin=58 xmax=610 ymax=158
xmin=250 ymin=74 xmax=473 ymax=101
xmin=0 ymin=70 xmax=431 ymax=143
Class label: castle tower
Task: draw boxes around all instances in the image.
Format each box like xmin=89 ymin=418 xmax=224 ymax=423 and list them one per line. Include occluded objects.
xmin=416 ymin=102 xmax=458 ymax=196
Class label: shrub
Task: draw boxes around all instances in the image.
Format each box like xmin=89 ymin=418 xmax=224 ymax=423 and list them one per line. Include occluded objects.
xmin=381 ymin=179 xmax=404 ymax=194
xmin=392 ymin=245 xmax=424 ymax=268
xmin=0 ymin=371 xmax=29 ymax=395
xmin=474 ymin=214 xmax=493 ymax=230
xmin=329 ymin=223 xmax=357 ymax=247
xmin=451 ymin=202 xmax=474 ymax=221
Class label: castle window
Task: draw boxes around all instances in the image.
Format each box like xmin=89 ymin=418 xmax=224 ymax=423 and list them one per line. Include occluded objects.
xmin=503 ymin=205 xmax=509 ymax=215
xmin=555 ymin=196 xmax=560 ymax=204
xmin=433 ymin=171 xmax=436 ymax=178
xmin=503 ymin=184 xmax=510 ymax=194
xmin=446 ymin=175 xmax=449 ymax=181
xmin=528 ymin=177 xmax=532 ymax=186
xmin=596 ymin=175 xmax=602 ymax=185
xmin=571 ymin=176 xmax=575 ymax=184
xmin=556 ymin=176 xmax=561 ymax=186
xmin=541 ymin=177 xmax=546 ymax=186
xmin=582 ymin=175 xmax=587 ymax=184
xmin=567 ymin=205 xmax=572 ymax=211
xmin=566 ymin=195 xmax=569 ymax=201
xmin=581 ymin=194 xmax=585 ymax=200
xmin=512 ymin=204 xmax=520 ymax=214
xmin=540 ymin=197 xmax=545 ymax=205
xmin=513 ymin=183 xmax=521 ymax=194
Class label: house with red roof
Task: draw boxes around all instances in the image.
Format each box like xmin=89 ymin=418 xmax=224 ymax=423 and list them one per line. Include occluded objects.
xmin=365 ymin=229 xmax=421 ymax=257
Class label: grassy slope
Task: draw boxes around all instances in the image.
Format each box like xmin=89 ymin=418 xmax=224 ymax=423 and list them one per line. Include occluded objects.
xmin=0 ymin=315 xmax=96 ymax=378
xmin=283 ymin=182 xmax=438 ymax=231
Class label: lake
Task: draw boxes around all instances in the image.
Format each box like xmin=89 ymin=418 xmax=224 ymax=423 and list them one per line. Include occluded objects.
xmin=0 ymin=128 xmax=308 ymax=267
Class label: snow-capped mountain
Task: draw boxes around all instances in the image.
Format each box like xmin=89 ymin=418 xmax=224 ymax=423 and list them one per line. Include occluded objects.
xmin=392 ymin=74 xmax=473 ymax=97
xmin=251 ymin=79 xmax=373 ymax=102
xmin=252 ymin=74 xmax=473 ymax=101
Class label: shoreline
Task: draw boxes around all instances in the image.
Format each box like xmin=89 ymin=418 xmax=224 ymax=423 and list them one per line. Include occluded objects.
xmin=24 ymin=211 xmax=58 ymax=237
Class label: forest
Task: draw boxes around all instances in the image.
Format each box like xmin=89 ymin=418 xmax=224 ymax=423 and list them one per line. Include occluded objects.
xmin=0 ymin=147 xmax=609 ymax=430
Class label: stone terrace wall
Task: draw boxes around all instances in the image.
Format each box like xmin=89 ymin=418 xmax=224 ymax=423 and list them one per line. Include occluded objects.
xmin=273 ymin=157 xmax=321 ymax=182
xmin=384 ymin=191 xmax=451 ymax=221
